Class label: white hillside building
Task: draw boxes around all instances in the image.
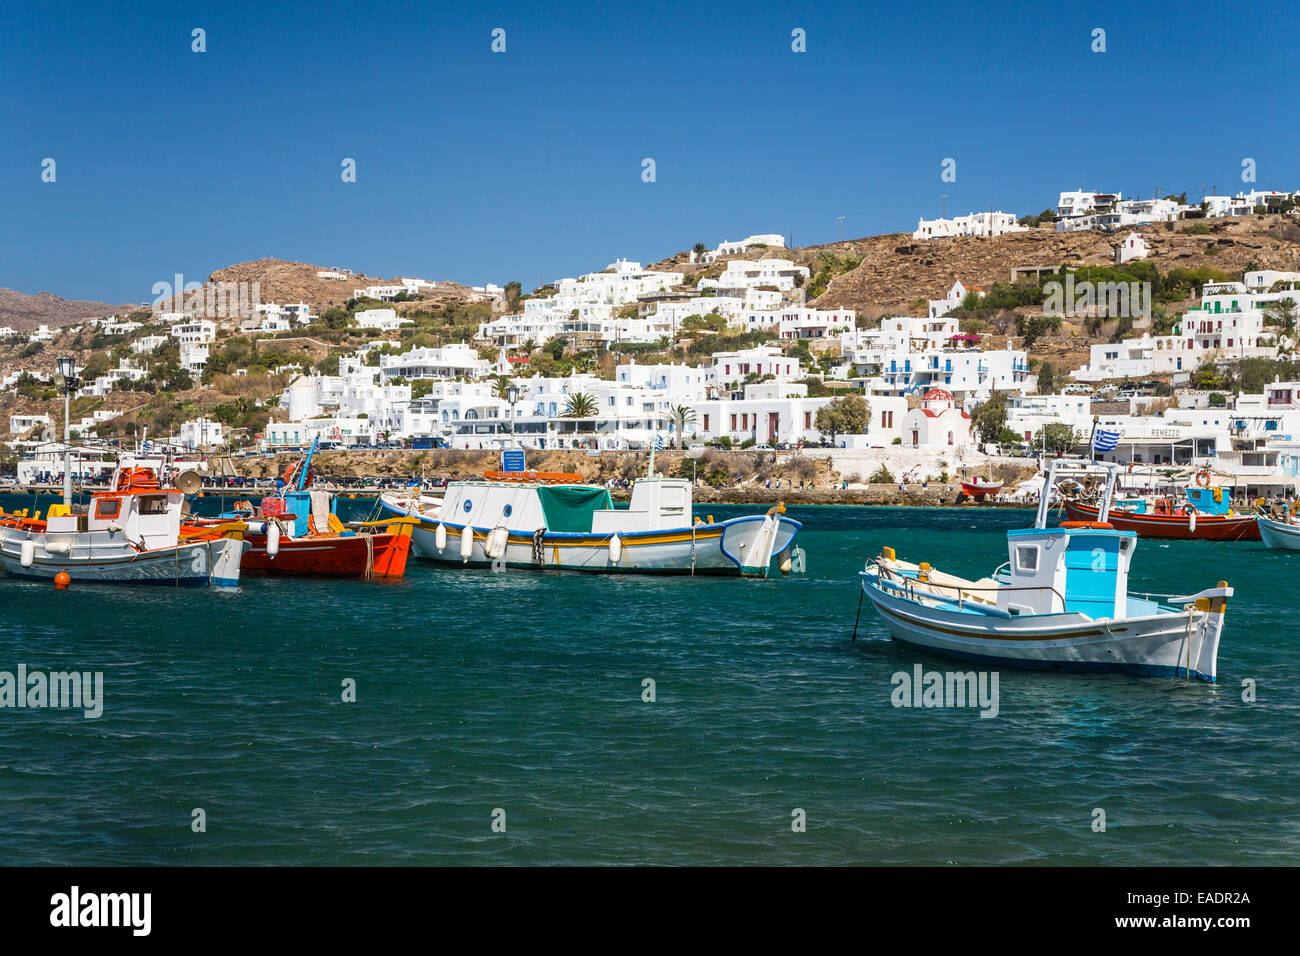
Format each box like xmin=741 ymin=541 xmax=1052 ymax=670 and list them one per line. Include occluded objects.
xmin=699 ymin=234 xmax=786 ymax=263
xmin=1115 ymin=232 xmax=1150 ymax=263
xmin=170 ymin=319 xmax=216 ymax=345
xmin=352 ymin=308 xmax=413 ymax=331
xmin=1057 ymin=189 xmax=1121 ymax=219
xmin=913 ymin=211 xmax=1026 ymax=241
xmin=736 ymin=307 xmax=855 ymax=340
xmin=710 ymin=346 xmax=802 ymax=385
xmin=692 ymin=381 xmax=834 ymax=447
xmin=928 ymin=280 xmax=983 ymax=318
xmin=377 ymin=344 xmax=491 ymax=381
xmin=697 ymin=258 xmax=810 ymax=293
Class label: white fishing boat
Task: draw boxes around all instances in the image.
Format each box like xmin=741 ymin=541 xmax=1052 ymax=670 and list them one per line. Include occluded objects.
xmin=1258 ymin=510 xmax=1300 ymax=551
xmin=0 ymin=461 xmax=249 ymax=586
xmin=377 ymin=458 xmax=802 ymax=577
xmin=858 ymin=461 xmax=1233 ymax=681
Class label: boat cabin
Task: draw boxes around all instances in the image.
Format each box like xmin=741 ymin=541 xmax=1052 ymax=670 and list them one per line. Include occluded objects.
xmin=1006 ymin=460 xmax=1140 ymax=619
xmin=592 ymin=479 xmax=693 ymax=534
xmin=1183 ymin=486 xmax=1230 ymax=515
xmin=442 ymin=477 xmax=696 ymax=536
xmin=1000 ymin=525 xmax=1137 ymax=618
xmin=81 ymin=467 xmax=186 ymax=549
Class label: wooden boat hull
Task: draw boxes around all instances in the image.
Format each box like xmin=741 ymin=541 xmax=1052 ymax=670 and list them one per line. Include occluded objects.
xmin=861 ymin=571 xmax=1225 ymax=681
xmin=0 ymin=529 xmax=247 ymax=586
xmin=239 ymin=530 xmax=411 ymax=578
xmin=1063 ymin=500 xmax=1260 ymax=541
xmin=1259 ymin=515 xmax=1300 ymax=551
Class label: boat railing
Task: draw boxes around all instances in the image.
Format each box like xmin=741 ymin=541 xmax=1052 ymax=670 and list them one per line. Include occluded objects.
xmin=873 ymin=562 xmax=1066 ymax=613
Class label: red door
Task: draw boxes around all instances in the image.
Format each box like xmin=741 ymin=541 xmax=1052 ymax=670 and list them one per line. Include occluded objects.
xmin=768 ymin=413 xmax=779 ymax=442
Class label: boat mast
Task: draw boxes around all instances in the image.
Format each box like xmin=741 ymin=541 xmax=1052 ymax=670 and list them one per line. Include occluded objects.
xmin=298 ymin=436 xmax=320 ymax=492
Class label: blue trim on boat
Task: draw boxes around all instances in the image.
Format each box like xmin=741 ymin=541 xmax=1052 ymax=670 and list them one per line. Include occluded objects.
xmin=883 ymin=640 xmax=1216 ymax=683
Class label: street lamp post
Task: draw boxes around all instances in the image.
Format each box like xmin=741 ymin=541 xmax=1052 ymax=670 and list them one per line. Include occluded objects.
xmin=56 ymin=356 xmax=78 ymax=507
xmin=506 ymin=384 xmax=520 ymax=450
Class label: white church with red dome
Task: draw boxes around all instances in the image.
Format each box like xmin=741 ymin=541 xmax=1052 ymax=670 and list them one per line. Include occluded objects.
xmin=901 ymin=388 xmax=971 ymax=448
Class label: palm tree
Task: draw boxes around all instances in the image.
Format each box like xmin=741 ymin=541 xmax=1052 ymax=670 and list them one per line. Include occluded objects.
xmin=563 ymin=391 xmax=598 ymax=418
xmin=520 ymin=338 xmax=537 ymax=354
xmin=490 ymin=374 xmax=513 ymax=399
xmin=668 ymin=404 xmax=696 ymax=448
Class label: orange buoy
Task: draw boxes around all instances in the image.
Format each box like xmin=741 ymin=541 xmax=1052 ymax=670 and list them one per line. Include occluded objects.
xmin=54 ymin=570 xmax=71 ymax=589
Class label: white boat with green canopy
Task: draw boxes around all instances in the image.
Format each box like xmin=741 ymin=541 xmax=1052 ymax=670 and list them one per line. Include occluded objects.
xmin=378 ymin=451 xmax=802 ymax=577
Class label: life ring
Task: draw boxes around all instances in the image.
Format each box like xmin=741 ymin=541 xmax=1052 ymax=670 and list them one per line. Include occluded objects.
xmin=116 ymin=466 xmax=158 ymax=491
xmin=1195 ymin=470 xmax=1211 ymax=488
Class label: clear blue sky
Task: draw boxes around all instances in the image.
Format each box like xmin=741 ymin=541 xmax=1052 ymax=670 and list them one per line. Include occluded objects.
xmin=2 ymin=0 xmax=1296 ymax=304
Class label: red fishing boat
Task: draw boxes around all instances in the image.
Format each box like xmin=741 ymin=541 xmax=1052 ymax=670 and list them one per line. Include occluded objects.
xmin=1061 ymin=471 xmax=1260 ymax=541
xmin=187 ymin=439 xmax=415 ymax=578
xmin=960 ymin=476 xmax=1004 ymax=498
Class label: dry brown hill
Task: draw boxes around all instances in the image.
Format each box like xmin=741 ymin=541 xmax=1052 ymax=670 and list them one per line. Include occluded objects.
xmin=170 ymin=258 xmax=486 ymax=316
xmin=810 ymin=215 xmax=1300 ymax=316
xmin=0 ymin=288 xmax=133 ymax=330
xmin=653 ymin=216 xmax=1300 ymax=319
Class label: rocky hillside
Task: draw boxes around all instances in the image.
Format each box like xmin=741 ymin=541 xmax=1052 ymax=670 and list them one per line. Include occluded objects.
xmin=810 ymin=215 xmax=1300 ymax=317
xmin=655 ymin=215 xmax=1300 ymax=319
xmin=166 ymin=258 xmax=488 ymax=316
xmin=0 ymin=288 xmax=132 ymax=330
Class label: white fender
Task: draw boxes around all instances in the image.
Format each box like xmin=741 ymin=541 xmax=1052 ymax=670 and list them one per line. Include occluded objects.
xmin=459 ymin=525 xmax=474 ymax=562
xmin=45 ymin=540 xmax=71 ymax=555
xmin=1188 ymin=510 xmax=1197 ymax=533
xmin=608 ymin=534 xmax=622 ymax=565
xmin=779 ymin=551 xmax=792 ymax=575
xmin=266 ymin=520 xmax=281 ymax=558
xmin=486 ymin=526 xmax=508 ymax=560
xmin=435 ymin=523 xmax=448 ymax=552
xmin=20 ymin=539 xmax=35 ymax=568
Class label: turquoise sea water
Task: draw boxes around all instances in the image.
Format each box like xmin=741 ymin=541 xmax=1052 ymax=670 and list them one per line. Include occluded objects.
xmin=1 ymin=497 xmax=1297 ymax=866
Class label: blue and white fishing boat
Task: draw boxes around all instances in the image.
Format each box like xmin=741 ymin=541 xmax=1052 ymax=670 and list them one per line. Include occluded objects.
xmin=1258 ymin=509 xmax=1300 ymax=551
xmin=378 ymin=449 xmax=803 ymax=577
xmin=859 ymin=461 xmax=1233 ymax=681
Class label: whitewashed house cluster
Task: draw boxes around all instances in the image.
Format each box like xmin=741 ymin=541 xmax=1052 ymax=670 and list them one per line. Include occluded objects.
xmin=913 ymin=211 xmax=1026 ymax=241
xmin=838 ymin=315 xmax=1029 ymax=402
xmin=697 ymin=234 xmax=786 ymax=263
xmin=1069 ymin=271 xmax=1297 ymax=381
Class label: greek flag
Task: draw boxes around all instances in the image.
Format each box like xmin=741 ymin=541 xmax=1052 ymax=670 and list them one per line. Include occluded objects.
xmin=1092 ymin=427 xmax=1120 ymax=452
xmin=141 ymin=439 xmax=154 ymax=453
xmin=653 ymin=433 xmax=664 ymax=450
